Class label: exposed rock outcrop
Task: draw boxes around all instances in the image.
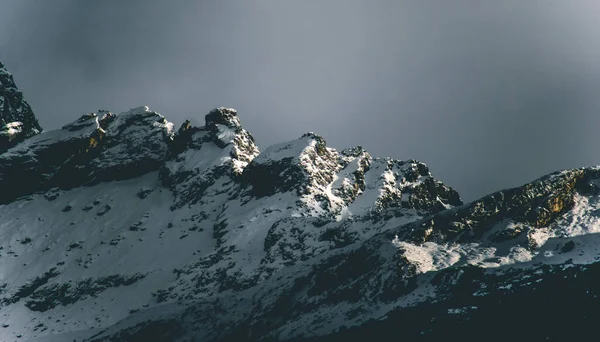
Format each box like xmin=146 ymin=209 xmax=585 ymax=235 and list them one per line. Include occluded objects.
xmin=0 ymin=106 xmax=173 ymax=204
xmin=0 ymin=62 xmax=42 ymax=152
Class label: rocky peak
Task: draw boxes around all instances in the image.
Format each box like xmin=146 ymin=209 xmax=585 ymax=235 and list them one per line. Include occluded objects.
xmin=204 ymin=108 xmax=260 ymax=175
xmin=0 ymin=106 xmax=173 ymax=204
xmin=204 ymin=107 xmax=242 ymax=129
xmin=98 ymin=109 xmax=116 ymax=130
xmin=168 ymin=107 xmax=258 ymax=167
xmin=243 ymin=132 xmax=341 ymax=201
xmin=177 ymin=119 xmax=193 ymax=134
xmin=160 ymin=108 xmax=260 ymax=207
xmin=243 ymin=133 xmax=462 ymax=221
xmin=83 ymin=106 xmax=175 ymax=183
xmin=0 ymin=113 xmax=104 ymax=204
xmin=0 ymin=61 xmax=43 ymax=152
xmin=341 ymin=145 xmax=367 ymax=157
xmin=168 ymin=119 xmax=202 ymax=156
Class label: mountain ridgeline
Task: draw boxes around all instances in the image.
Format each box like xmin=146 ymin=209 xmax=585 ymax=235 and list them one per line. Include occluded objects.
xmin=0 ymin=62 xmax=599 ymax=342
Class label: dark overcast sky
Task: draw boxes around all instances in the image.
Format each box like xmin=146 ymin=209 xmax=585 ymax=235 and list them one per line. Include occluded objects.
xmin=2 ymin=0 xmax=600 ymax=201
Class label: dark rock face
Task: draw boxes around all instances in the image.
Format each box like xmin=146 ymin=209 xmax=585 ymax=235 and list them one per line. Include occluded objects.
xmin=204 ymin=107 xmax=259 ymax=174
xmin=0 ymin=113 xmax=103 ymax=204
xmin=243 ymin=133 xmax=338 ymax=198
xmin=84 ymin=106 xmax=174 ymax=183
xmin=24 ymin=273 xmax=145 ymax=312
xmin=159 ymin=107 xmax=260 ymax=208
xmin=204 ymin=106 xmax=241 ymax=128
xmin=89 ymin=319 xmax=184 ymax=342
xmin=400 ymin=168 xmax=597 ymax=245
xmin=0 ymin=62 xmax=42 ymax=152
xmin=1 ymin=268 xmax=60 ymax=306
xmin=299 ymin=262 xmax=600 ymax=342
xmin=0 ymin=107 xmax=173 ymax=204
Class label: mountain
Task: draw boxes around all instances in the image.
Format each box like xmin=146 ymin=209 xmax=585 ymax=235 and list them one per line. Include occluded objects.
xmin=0 ymin=62 xmax=598 ymax=342
xmin=0 ymin=62 xmax=42 ymax=153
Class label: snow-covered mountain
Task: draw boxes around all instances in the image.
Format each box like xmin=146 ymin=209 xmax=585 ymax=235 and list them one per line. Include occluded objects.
xmin=1 ymin=62 xmax=599 ymax=341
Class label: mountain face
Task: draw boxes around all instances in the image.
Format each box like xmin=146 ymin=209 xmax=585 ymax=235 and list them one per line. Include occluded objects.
xmin=0 ymin=64 xmax=598 ymax=342
xmin=0 ymin=62 xmax=42 ymax=152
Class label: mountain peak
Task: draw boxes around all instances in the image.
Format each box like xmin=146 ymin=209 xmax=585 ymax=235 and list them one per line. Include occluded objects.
xmin=205 ymin=107 xmax=241 ymax=129
xmin=0 ymin=61 xmax=43 ymax=152
xmin=160 ymin=107 xmax=260 ymax=207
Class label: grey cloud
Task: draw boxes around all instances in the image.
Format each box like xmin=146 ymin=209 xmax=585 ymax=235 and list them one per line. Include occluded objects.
xmin=2 ymin=0 xmax=600 ymax=201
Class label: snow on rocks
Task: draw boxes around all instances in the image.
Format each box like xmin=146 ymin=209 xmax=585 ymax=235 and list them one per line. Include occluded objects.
xmin=387 ymin=167 xmax=600 ymax=279
xmin=0 ymin=121 xmax=23 ymax=143
xmin=8 ymin=101 xmax=582 ymax=342
xmin=0 ymin=61 xmax=42 ymax=152
xmin=244 ymin=133 xmax=461 ymax=220
xmin=0 ymin=107 xmax=174 ymax=204
xmin=160 ymin=107 xmax=260 ymax=208
xmin=0 ymin=112 xmax=104 ymax=204
xmin=154 ymin=131 xmax=463 ymax=307
xmin=243 ymin=132 xmax=345 ymax=217
xmin=85 ymin=106 xmax=174 ymax=183
xmin=119 ymin=166 xmax=600 ymax=342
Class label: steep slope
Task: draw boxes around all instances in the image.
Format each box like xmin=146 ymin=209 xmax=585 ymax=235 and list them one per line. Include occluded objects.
xmin=0 ymin=62 xmax=42 ymax=152
xmin=85 ymin=166 xmax=600 ymax=342
xmin=0 ymin=103 xmax=460 ymax=342
xmin=156 ymin=127 xmax=461 ymax=302
xmin=4 ymin=62 xmax=600 ymax=342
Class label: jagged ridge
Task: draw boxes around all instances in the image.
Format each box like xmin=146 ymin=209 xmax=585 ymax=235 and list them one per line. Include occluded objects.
xmin=0 ymin=99 xmax=462 ymax=341
xmin=3 ymin=60 xmax=600 ymax=342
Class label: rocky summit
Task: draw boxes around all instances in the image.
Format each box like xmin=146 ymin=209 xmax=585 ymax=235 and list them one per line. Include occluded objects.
xmin=0 ymin=62 xmax=42 ymax=153
xmin=0 ymin=62 xmax=599 ymax=342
